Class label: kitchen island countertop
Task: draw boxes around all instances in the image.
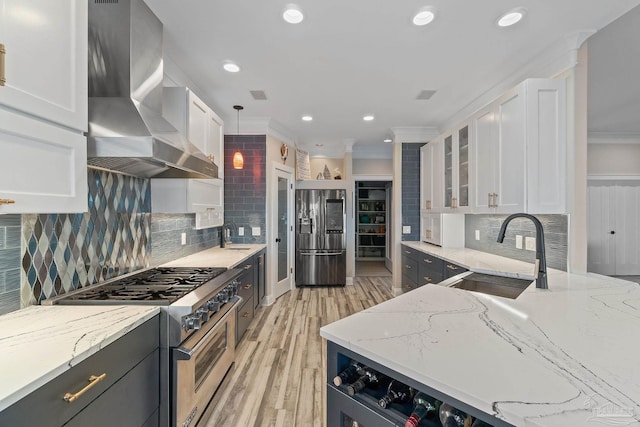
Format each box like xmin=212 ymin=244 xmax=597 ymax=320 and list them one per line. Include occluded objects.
xmin=321 ymin=242 xmax=640 ymax=426
xmin=160 ymin=244 xmax=266 ymax=269
xmin=0 ymin=305 xmax=159 ymax=411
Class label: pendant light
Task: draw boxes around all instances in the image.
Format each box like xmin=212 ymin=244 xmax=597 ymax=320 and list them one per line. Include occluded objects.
xmin=233 ymin=105 xmax=244 ymax=170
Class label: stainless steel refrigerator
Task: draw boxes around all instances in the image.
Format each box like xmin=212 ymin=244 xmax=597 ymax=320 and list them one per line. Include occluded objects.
xmin=295 ymin=189 xmax=346 ymax=286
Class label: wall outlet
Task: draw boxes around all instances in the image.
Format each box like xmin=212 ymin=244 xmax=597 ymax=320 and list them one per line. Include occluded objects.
xmin=515 ymin=235 xmax=523 ymax=249
xmin=252 ymin=227 xmax=261 ymax=236
xmin=402 ymin=226 xmax=411 ymax=234
xmin=238 ymin=227 xmax=244 ymax=236
xmin=181 ymin=232 xmax=187 ymax=245
xmin=475 ymin=230 xmax=480 ymax=240
xmin=525 ymin=236 xmax=536 ymax=251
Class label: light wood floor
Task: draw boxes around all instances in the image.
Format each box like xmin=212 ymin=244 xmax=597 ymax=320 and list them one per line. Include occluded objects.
xmin=203 ymin=276 xmax=394 ymax=427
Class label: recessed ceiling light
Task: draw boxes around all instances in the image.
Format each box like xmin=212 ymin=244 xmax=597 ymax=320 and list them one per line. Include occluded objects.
xmin=283 ymin=4 xmax=304 ymax=24
xmin=497 ymin=8 xmax=526 ymax=27
xmin=413 ymin=7 xmax=436 ymax=26
xmin=384 ymin=139 xmax=392 ymax=143
xmin=302 ymin=115 xmax=313 ymax=121
xmin=363 ymin=115 xmax=375 ymax=121
xmin=223 ymin=62 xmax=240 ymax=73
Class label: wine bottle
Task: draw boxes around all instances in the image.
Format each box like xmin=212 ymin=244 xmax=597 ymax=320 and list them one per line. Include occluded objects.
xmin=333 ymin=360 xmax=365 ymax=387
xmin=378 ymin=380 xmax=414 ymax=408
xmin=346 ymin=369 xmax=389 ymax=396
xmin=405 ymin=392 xmax=438 ymax=427
xmin=439 ymin=403 xmax=469 ymax=427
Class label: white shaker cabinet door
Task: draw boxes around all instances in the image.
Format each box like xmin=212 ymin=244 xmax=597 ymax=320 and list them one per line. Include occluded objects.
xmin=472 ymin=108 xmax=497 ymax=212
xmin=0 ymin=109 xmax=88 ymax=213
xmin=207 ymin=110 xmax=224 ymax=178
xmin=0 ymin=0 xmax=88 ymax=131
xmin=187 ymin=91 xmax=209 ymax=154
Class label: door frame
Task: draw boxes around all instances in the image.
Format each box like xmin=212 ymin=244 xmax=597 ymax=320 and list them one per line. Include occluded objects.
xmin=266 ymin=162 xmax=295 ymax=304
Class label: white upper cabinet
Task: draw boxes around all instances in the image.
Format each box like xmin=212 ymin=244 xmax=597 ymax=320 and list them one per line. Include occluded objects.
xmin=420 ymin=138 xmax=443 ymax=212
xmin=443 ymin=122 xmax=473 ymax=213
xmin=0 ymin=0 xmax=88 ymax=214
xmin=154 ymin=87 xmax=224 ymax=224
xmin=0 ymin=0 xmax=88 ymax=131
xmin=471 ymin=78 xmax=567 ymax=214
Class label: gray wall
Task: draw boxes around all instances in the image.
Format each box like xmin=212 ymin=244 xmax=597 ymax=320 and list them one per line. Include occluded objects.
xmin=402 ymin=143 xmax=425 ymax=241
xmin=465 ymin=214 xmax=568 ymax=271
xmin=150 ymin=215 xmax=221 ymax=266
xmin=0 ymin=215 xmax=21 ymax=315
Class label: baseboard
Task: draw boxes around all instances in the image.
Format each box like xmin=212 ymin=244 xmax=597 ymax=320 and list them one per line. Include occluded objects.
xmin=346 ymin=276 xmax=354 ymax=286
xmin=262 ymin=294 xmax=276 ymax=306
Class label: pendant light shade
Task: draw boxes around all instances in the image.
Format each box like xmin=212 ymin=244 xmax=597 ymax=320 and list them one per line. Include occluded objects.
xmin=233 ymin=105 xmax=244 ymax=170
xmin=233 ymin=151 xmax=244 ymax=169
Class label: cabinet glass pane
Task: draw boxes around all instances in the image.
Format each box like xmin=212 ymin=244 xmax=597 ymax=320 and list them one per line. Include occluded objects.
xmin=444 ymin=135 xmax=453 ymax=207
xmin=458 ymin=126 xmax=469 ymax=207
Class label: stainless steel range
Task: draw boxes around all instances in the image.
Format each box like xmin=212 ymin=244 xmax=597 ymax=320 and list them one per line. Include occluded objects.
xmin=45 ymin=266 xmax=243 ymax=427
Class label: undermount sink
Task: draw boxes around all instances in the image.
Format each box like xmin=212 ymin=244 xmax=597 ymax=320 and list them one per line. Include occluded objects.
xmin=224 ymin=246 xmax=252 ymax=251
xmin=447 ymin=272 xmax=533 ymax=299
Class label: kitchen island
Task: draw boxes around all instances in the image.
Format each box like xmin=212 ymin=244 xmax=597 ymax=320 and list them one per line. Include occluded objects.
xmin=321 ymin=243 xmax=640 ymax=426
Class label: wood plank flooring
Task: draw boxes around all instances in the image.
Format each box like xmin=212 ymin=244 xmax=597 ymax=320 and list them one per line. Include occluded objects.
xmin=203 ymin=276 xmax=394 ymax=427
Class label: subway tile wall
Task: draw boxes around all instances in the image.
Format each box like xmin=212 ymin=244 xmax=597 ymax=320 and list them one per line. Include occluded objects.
xmin=223 ymin=135 xmax=266 ymax=244
xmin=0 ymin=215 xmax=21 ymax=315
xmin=465 ymin=214 xmax=568 ymax=271
xmin=402 ymin=143 xmax=425 ymax=241
xmin=150 ymin=214 xmax=221 ymax=266
xmin=21 ymin=170 xmax=151 ymax=305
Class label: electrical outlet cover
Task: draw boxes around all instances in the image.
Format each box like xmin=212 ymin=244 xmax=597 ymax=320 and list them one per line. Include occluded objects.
xmin=475 ymin=230 xmax=480 ymax=240
xmin=252 ymin=227 xmax=261 ymax=236
xmin=238 ymin=227 xmax=244 ymax=236
xmin=515 ymin=235 xmax=523 ymax=249
xmin=525 ymin=236 xmax=536 ymax=251
xmin=402 ymin=226 xmax=411 ymax=234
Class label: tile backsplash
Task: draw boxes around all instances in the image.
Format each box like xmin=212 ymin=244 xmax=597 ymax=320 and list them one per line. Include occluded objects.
xmin=465 ymin=214 xmax=568 ymax=271
xmin=0 ymin=215 xmax=21 ymax=315
xmin=21 ymin=170 xmax=151 ymax=305
xmin=402 ymin=143 xmax=425 ymax=241
xmin=151 ymin=214 xmax=221 ymax=266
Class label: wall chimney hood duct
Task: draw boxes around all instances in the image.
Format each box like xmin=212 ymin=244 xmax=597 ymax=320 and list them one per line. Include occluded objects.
xmin=87 ymin=0 xmax=218 ymax=179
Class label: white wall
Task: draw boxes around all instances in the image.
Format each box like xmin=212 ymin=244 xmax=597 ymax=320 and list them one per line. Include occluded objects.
xmin=353 ymin=159 xmax=393 ymax=175
xmin=309 ymin=158 xmax=344 ymax=180
xmin=588 ymin=141 xmax=640 ymax=176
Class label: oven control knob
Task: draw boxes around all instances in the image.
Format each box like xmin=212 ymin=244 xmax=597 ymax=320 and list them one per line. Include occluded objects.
xmin=206 ymin=299 xmax=220 ymax=313
xmin=196 ymin=308 xmax=209 ymax=322
xmin=217 ymin=292 xmax=229 ymax=303
xmin=183 ymin=315 xmax=201 ymax=331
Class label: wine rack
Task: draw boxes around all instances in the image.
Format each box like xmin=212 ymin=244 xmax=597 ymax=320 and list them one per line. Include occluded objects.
xmin=326 ymin=341 xmax=512 ymax=427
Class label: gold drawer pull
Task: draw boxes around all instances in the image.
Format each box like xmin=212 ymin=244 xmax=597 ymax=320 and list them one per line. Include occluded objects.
xmin=446 ymin=264 xmax=459 ymax=271
xmin=423 ymin=259 xmax=432 ymax=263
xmin=243 ymin=284 xmax=252 ymax=289
xmin=244 ymin=264 xmax=252 ymax=270
xmin=0 ymin=199 xmax=16 ymax=205
xmin=208 ymin=154 xmax=215 ymax=162
xmin=423 ymin=276 xmax=432 ymax=281
xmin=0 ymin=43 xmax=5 ymax=86
xmin=242 ymin=312 xmax=250 ymax=318
xmin=63 ymin=373 xmax=106 ymax=403
xmin=405 ymin=265 xmax=412 ymax=269
xmin=404 ymin=250 xmax=411 ymax=254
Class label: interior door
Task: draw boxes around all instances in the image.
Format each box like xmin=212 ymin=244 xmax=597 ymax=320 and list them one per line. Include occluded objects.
xmin=272 ymin=167 xmax=294 ymax=299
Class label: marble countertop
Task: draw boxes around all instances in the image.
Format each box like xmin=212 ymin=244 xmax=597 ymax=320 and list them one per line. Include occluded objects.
xmin=160 ymin=244 xmax=266 ymax=269
xmin=0 ymin=305 xmax=159 ymax=411
xmin=321 ymin=243 xmax=640 ymax=426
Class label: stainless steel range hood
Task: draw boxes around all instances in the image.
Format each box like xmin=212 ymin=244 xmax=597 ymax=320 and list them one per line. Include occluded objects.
xmin=87 ymin=0 xmax=218 ymax=179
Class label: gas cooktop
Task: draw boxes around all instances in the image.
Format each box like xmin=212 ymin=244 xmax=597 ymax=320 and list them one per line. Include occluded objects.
xmin=58 ymin=267 xmax=227 ymax=304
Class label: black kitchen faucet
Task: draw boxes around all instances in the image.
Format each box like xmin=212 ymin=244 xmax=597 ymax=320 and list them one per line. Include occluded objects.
xmin=497 ymin=213 xmax=548 ymax=289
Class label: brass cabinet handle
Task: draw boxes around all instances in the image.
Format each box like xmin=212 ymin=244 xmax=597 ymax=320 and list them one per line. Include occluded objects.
xmin=0 ymin=43 xmax=5 ymax=86
xmin=243 ymin=284 xmax=252 ymax=289
xmin=423 ymin=276 xmax=432 ymax=282
xmin=405 ymin=265 xmax=412 ymax=269
xmin=208 ymin=154 xmax=215 ymax=162
xmin=425 ymin=200 xmax=431 ymax=210
xmin=446 ymin=264 xmax=459 ymax=271
xmin=487 ymin=192 xmax=492 ymax=208
xmin=404 ymin=250 xmax=411 ymax=254
xmin=242 ymin=312 xmax=250 ymax=318
xmin=452 ymin=197 xmax=458 ymax=209
xmin=63 ymin=373 xmax=106 ymax=403
xmin=244 ymin=264 xmax=252 ymax=270
xmin=493 ymin=193 xmax=498 ymax=207
xmin=0 ymin=199 xmax=15 ymax=205
xmin=424 ymin=259 xmax=432 ymax=264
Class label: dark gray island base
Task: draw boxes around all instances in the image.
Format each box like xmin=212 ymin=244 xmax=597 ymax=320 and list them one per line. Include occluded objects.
xmin=327 ymin=341 xmax=512 ymax=427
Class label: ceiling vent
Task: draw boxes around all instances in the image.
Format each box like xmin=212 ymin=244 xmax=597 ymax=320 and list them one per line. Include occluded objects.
xmin=250 ymin=90 xmax=268 ymax=100
xmin=416 ymin=90 xmax=436 ymax=100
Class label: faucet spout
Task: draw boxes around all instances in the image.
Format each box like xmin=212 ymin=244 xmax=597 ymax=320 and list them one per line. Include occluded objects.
xmin=496 ymin=213 xmax=548 ymax=289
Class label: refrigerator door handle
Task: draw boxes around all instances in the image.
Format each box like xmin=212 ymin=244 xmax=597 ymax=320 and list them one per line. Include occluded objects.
xmin=299 ymin=252 xmax=343 ymax=256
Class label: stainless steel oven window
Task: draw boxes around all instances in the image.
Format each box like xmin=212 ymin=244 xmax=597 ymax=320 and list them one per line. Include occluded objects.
xmin=194 ymin=324 xmax=228 ymax=391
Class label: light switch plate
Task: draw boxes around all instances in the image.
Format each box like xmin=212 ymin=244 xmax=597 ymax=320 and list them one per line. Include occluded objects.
xmin=181 ymin=232 xmax=186 ymax=245
xmin=402 ymin=226 xmax=411 ymax=234
xmin=515 ymin=235 xmax=523 ymax=249
xmin=525 ymin=236 xmax=536 ymax=251
xmin=252 ymin=227 xmax=261 ymax=236
xmin=475 ymin=230 xmax=480 ymax=240
xmin=238 ymin=227 xmax=244 ymax=236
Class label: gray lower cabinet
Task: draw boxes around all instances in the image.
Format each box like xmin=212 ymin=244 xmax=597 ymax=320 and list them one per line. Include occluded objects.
xmin=236 ymin=249 xmax=266 ymax=345
xmin=401 ymin=244 xmax=467 ymax=291
xmin=0 ymin=315 xmax=160 ymax=427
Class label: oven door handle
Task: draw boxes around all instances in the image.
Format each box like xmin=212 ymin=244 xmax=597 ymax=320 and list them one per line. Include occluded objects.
xmin=174 ymin=300 xmax=240 ymax=361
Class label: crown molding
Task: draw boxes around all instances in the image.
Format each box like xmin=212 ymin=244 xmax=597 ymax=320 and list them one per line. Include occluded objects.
xmin=230 ymin=117 xmax=297 ymax=146
xmin=588 ymin=132 xmax=640 ymax=144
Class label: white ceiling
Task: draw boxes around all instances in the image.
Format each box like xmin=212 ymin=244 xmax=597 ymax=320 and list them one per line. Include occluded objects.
xmin=144 ymin=0 xmax=640 ymax=155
